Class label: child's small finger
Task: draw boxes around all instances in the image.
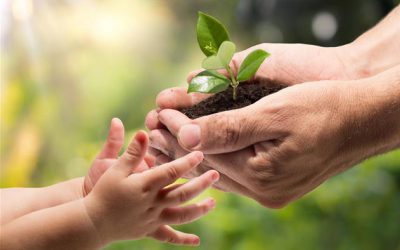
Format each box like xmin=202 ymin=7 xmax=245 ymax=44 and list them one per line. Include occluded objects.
xmin=149 ymin=225 xmax=200 ymax=246
xmin=117 ymin=130 xmax=148 ymax=175
xmin=139 ymin=151 xmax=204 ymax=190
xmin=160 ymin=198 xmax=216 ymax=225
xmin=97 ymin=118 xmax=124 ymax=159
xmin=162 ymin=170 xmax=219 ymax=206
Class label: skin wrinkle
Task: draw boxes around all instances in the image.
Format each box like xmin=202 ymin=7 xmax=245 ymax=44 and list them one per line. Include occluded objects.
xmin=144 ymin=7 xmax=400 ymax=208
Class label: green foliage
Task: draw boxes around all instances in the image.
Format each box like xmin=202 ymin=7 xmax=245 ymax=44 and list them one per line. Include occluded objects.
xmin=3 ymin=2 xmax=399 ymax=250
xmin=197 ymin=12 xmax=230 ymax=56
xmin=202 ymin=41 xmax=236 ymax=70
xmin=237 ymin=50 xmax=270 ymax=82
xmin=187 ymin=70 xmax=230 ymax=93
xmin=217 ymin=41 xmax=236 ymax=68
xmin=190 ymin=12 xmax=270 ymax=100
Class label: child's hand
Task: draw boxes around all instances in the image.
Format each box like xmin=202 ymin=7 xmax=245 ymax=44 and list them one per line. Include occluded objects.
xmin=84 ymin=131 xmax=219 ymax=246
xmin=83 ymin=118 xmax=155 ymax=196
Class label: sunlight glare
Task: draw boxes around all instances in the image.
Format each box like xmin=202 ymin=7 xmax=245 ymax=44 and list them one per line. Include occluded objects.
xmin=12 ymin=0 xmax=33 ymax=21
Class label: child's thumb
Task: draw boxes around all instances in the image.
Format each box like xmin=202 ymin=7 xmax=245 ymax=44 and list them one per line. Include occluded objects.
xmin=117 ymin=130 xmax=148 ymax=175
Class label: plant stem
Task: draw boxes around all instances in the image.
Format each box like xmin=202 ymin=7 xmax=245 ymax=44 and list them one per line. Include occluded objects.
xmin=226 ymin=66 xmax=238 ymax=101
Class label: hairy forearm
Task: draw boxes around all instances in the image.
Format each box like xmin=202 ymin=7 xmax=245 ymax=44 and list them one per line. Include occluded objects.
xmin=0 ymin=199 xmax=102 ymax=250
xmin=0 ymin=177 xmax=84 ymax=225
xmin=345 ymin=5 xmax=400 ymax=78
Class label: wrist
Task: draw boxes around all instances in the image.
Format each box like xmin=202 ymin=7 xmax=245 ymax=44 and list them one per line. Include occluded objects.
xmin=339 ymin=68 xmax=400 ymax=160
xmin=79 ymin=197 xmax=107 ymax=249
xmin=335 ymin=43 xmax=374 ymax=80
xmin=82 ymin=195 xmax=113 ymax=246
xmin=342 ymin=15 xmax=400 ymax=80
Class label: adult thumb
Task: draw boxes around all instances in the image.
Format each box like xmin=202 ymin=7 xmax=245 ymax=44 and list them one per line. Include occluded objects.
xmin=177 ymin=106 xmax=273 ymax=154
xmin=118 ymin=130 xmax=148 ymax=175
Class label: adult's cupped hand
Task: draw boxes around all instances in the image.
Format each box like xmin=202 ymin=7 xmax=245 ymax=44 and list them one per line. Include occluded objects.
xmin=145 ymin=43 xmax=397 ymax=208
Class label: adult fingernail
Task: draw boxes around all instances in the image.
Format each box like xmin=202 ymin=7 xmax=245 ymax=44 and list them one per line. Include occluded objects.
xmin=178 ymin=124 xmax=201 ymax=149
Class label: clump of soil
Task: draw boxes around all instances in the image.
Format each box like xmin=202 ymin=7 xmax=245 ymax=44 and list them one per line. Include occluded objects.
xmin=181 ymin=82 xmax=285 ymax=119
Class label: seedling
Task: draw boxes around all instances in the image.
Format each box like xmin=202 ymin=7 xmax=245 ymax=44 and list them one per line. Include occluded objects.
xmin=188 ymin=12 xmax=270 ymax=100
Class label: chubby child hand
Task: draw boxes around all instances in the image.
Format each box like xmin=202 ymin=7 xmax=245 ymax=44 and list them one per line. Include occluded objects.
xmin=83 ymin=130 xmax=219 ymax=246
xmin=83 ymin=118 xmax=155 ymax=196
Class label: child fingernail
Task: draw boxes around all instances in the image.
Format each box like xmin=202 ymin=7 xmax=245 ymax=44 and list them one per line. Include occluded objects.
xmin=211 ymin=171 xmax=219 ymax=181
xmin=193 ymin=237 xmax=200 ymax=245
xmin=208 ymin=199 xmax=216 ymax=209
xmin=192 ymin=151 xmax=204 ymax=161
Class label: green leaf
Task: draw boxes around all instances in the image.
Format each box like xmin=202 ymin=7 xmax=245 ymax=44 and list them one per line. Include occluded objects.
xmin=218 ymin=41 xmax=236 ymax=67
xmin=202 ymin=55 xmax=224 ymax=70
xmin=202 ymin=41 xmax=236 ymax=70
xmin=237 ymin=50 xmax=270 ymax=82
xmin=197 ymin=70 xmax=229 ymax=80
xmin=197 ymin=12 xmax=230 ymax=57
xmin=188 ymin=71 xmax=230 ymax=94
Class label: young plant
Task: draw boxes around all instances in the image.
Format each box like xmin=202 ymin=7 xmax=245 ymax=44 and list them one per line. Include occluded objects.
xmin=188 ymin=12 xmax=271 ymax=100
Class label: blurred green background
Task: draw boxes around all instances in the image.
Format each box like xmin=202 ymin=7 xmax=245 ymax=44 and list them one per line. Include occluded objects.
xmin=1 ymin=0 xmax=399 ymax=249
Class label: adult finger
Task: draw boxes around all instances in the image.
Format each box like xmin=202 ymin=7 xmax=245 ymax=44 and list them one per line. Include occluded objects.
xmin=149 ymin=129 xmax=189 ymax=158
xmin=148 ymin=128 xmax=253 ymax=184
xmin=149 ymin=225 xmax=200 ymax=246
xmin=157 ymin=109 xmax=191 ymax=137
xmin=160 ymin=198 xmax=215 ymax=225
xmin=149 ymin=128 xmax=236 ymax=177
xmin=156 ymin=87 xmax=210 ymax=109
xmin=145 ymin=109 xmax=165 ymax=131
xmin=155 ymin=154 xmax=173 ymax=166
xmin=117 ymin=130 xmax=148 ymax=175
xmin=159 ymin=107 xmax=283 ymax=154
xmin=161 ymin=170 xmax=219 ymax=206
xmin=149 ymin=129 xmax=210 ymax=178
xmin=97 ymin=118 xmax=124 ymax=159
xmin=149 ymin=147 xmax=258 ymax=199
xmin=139 ymin=151 xmax=204 ymax=190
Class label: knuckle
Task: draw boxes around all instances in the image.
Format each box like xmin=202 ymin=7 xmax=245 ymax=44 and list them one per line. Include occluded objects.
xmin=248 ymin=155 xmax=277 ymax=194
xmin=125 ymin=144 xmax=142 ymax=161
xmin=249 ymin=153 xmax=274 ymax=174
xmin=107 ymin=136 xmax=122 ymax=148
xmin=166 ymin=166 xmax=180 ymax=180
xmin=210 ymin=114 xmax=242 ymax=148
xmin=178 ymin=212 xmax=190 ymax=223
xmin=178 ymin=190 xmax=189 ymax=203
xmin=164 ymin=236 xmax=176 ymax=244
xmin=200 ymin=177 xmax=212 ymax=189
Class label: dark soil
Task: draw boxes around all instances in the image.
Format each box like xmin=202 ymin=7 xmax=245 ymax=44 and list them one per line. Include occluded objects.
xmin=181 ymin=82 xmax=285 ymax=119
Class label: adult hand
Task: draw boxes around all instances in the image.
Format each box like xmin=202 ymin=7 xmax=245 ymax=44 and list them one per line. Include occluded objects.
xmin=146 ymin=39 xmax=371 ymax=140
xmin=147 ymin=67 xmax=400 ymax=208
xmin=145 ymin=42 xmax=359 ymax=204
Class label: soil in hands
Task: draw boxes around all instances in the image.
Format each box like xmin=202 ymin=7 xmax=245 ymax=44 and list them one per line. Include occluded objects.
xmin=181 ymin=82 xmax=285 ymax=119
